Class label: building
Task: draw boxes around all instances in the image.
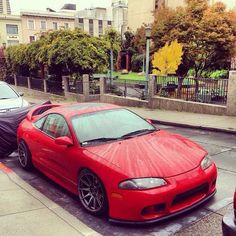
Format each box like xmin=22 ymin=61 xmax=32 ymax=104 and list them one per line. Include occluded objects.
xmin=0 ymin=0 xmax=22 ymax=47
xmin=111 ymin=0 xmax=128 ymax=37
xmin=0 ymin=14 xmax=22 ymax=47
xmin=127 ymin=0 xmax=233 ymax=32
xmin=20 ymin=10 xmax=76 ymax=43
xmin=76 ymin=8 xmax=112 ymax=37
xmin=127 ymin=0 xmax=185 ymax=31
xmin=0 ymin=0 xmax=11 ymax=14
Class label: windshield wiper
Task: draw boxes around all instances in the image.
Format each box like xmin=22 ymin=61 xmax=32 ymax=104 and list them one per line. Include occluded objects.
xmin=82 ymin=137 xmax=119 ymax=145
xmin=120 ymin=128 xmax=156 ymax=139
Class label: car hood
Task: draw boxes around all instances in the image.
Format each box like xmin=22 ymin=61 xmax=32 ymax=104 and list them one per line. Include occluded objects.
xmin=0 ymin=97 xmax=24 ymax=112
xmin=85 ymin=130 xmax=207 ymax=178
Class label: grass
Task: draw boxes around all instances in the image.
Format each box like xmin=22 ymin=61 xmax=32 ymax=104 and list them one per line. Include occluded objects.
xmin=113 ymin=71 xmax=145 ymax=81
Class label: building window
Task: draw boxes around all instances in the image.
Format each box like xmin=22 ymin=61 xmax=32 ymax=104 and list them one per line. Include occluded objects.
xmin=98 ymin=20 xmax=103 ymax=37
xmin=108 ymin=21 xmax=112 ymax=26
xmin=52 ymin=22 xmax=58 ymax=30
xmin=78 ymin=18 xmax=84 ymax=30
xmin=28 ymin=20 xmax=35 ymax=30
xmin=40 ymin=21 xmax=46 ymax=30
xmin=29 ymin=36 xmax=36 ymax=43
xmin=64 ymin=23 xmax=69 ymax=29
xmin=6 ymin=24 xmax=18 ymax=34
xmin=89 ymin=19 xmax=93 ymax=36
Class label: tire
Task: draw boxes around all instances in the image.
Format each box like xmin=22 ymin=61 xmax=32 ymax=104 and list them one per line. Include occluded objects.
xmin=78 ymin=169 xmax=108 ymax=216
xmin=18 ymin=140 xmax=33 ymax=170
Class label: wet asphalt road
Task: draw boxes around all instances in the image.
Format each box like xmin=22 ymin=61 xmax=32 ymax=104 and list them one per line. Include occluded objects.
xmin=1 ymin=125 xmax=236 ymax=236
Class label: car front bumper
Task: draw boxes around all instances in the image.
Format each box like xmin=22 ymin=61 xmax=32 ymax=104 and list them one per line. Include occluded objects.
xmin=108 ymin=164 xmax=217 ymax=223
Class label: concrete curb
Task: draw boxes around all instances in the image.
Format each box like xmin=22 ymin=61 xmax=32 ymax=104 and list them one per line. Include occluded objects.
xmin=3 ymin=170 xmax=101 ymax=236
xmin=151 ymin=119 xmax=236 ymax=135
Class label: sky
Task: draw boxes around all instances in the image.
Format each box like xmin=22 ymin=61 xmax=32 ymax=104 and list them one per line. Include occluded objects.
xmin=10 ymin=0 xmax=112 ymax=14
xmin=9 ymin=0 xmax=236 ymax=14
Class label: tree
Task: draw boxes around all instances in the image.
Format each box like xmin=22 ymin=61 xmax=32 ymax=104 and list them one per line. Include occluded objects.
xmin=103 ymin=28 xmax=121 ymax=77
xmin=152 ymin=0 xmax=236 ymax=77
xmin=6 ymin=29 xmax=111 ymax=78
xmin=152 ymin=40 xmax=183 ymax=76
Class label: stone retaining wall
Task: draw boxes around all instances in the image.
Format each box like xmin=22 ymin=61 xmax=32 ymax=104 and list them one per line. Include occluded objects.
xmin=151 ymin=96 xmax=226 ymax=115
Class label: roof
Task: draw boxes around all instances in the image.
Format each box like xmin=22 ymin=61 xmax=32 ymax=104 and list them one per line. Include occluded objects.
xmin=20 ymin=10 xmax=75 ymax=19
xmin=50 ymin=103 xmax=121 ymax=117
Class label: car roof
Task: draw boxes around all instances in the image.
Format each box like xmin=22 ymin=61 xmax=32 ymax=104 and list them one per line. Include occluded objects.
xmin=47 ymin=103 xmax=121 ymax=118
xmin=0 ymin=81 xmax=7 ymax=85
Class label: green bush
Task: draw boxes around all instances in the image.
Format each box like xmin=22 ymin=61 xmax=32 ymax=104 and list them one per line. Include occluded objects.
xmin=131 ymin=54 xmax=144 ymax=72
xmin=209 ymin=70 xmax=228 ymax=79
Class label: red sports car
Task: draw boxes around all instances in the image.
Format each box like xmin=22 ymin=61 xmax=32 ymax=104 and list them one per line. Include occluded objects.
xmin=17 ymin=103 xmax=217 ymax=223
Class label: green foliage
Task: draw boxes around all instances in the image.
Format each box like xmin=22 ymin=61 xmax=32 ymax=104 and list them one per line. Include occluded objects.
xmin=209 ymin=70 xmax=228 ymax=79
xmin=6 ymin=29 xmax=112 ymax=77
xmin=131 ymin=54 xmax=144 ymax=72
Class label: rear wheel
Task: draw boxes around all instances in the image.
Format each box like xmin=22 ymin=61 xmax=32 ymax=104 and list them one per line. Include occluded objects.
xmin=78 ymin=169 xmax=108 ymax=216
xmin=18 ymin=140 xmax=33 ymax=170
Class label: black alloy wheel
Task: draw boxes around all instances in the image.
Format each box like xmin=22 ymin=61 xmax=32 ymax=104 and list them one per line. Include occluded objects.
xmin=78 ymin=169 xmax=108 ymax=216
xmin=18 ymin=140 xmax=33 ymax=170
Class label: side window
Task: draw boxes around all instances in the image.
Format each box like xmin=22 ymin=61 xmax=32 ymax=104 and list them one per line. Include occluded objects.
xmin=42 ymin=114 xmax=71 ymax=138
xmin=34 ymin=116 xmax=47 ymax=130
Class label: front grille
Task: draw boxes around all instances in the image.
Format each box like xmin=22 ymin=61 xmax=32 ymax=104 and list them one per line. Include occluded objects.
xmin=172 ymin=183 xmax=209 ymax=205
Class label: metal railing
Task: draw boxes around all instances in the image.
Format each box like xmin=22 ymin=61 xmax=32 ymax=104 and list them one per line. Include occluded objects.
xmin=47 ymin=79 xmax=64 ymax=96
xmin=105 ymin=78 xmax=148 ymax=100
xmin=30 ymin=77 xmax=44 ymax=91
xmin=156 ymin=76 xmax=228 ymax=105
xmin=16 ymin=76 xmax=28 ymax=87
xmin=68 ymin=79 xmax=83 ymax=94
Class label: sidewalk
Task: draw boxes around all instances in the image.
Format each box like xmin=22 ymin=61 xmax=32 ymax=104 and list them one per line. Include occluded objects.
xmin=25 ymin=95 xmax=236 ymax=134
xmin=127 ymin=107 xmax=236 ymax=134
xmin=0 ymin=163 xmax=100 ymax=236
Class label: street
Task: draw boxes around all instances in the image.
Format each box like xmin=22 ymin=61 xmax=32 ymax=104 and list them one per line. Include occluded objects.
xmin=1 ymin=124 xmax=236 ymax=236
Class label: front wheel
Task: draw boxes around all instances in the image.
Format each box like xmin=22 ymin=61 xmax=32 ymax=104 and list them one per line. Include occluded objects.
xmin=18 ymin=140 xmax=33 ymax=170
xmin=78 ymin=169 xmax=108 ymax=216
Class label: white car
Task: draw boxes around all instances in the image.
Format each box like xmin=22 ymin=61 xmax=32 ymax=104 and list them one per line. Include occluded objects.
xmin=0 ymin=81 xmax=29 ymax=113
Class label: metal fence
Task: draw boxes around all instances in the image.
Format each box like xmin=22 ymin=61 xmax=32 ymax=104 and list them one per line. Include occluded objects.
xmin=105 ymin=78 xmax=148 ymax=100
xmin=30 ymin=77 xmax=44 ymax=91
xmin=17 ymin=76 xmax=28 ymax=87
xmin=47 ymin=79 xmax=64 ymax=96
xmin=156 ymin=76 xmax=228 ymax=105
xmin=68 ymin=79 xmax=83 ymax=94
xmin=89 ymin=79 xmax=100 ymax=95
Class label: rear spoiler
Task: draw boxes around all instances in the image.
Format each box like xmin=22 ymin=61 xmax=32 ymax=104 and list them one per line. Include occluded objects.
xmin=26 ymin=104 xmax=61 ymax=121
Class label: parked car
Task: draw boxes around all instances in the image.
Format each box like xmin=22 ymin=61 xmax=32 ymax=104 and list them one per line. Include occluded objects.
xmin=17 ymin=103 xmax=217 ymax=223
xmin=0 ymin=81 xmax=29 ymax=113
xmin=222 ymin=189 xmax=236 ymax=235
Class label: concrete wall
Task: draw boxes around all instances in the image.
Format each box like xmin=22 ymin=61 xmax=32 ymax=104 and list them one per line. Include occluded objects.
xmin=227 ymin=71 xmax=236 ymax=116
xmin=151 ymin=96 xmax=226 ymax=115
xmin=100 ymin=94 xmax=148 ymax=107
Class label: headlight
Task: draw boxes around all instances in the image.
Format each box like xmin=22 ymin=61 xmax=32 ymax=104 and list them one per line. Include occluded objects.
xmin=119 ymin=178 xmax=167 ymax=190
xmin=201 ymin=155 xmax=212 ymax=170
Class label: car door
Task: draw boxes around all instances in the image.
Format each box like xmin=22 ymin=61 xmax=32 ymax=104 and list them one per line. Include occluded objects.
xmin=36 ymin=113 xmax=76 ymax=188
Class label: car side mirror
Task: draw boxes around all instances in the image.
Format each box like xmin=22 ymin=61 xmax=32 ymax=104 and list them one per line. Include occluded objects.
xmin=55 ymin=136 xmax=73 ymax=146
xmin=19 ymin=92 xmax=24 ymax=96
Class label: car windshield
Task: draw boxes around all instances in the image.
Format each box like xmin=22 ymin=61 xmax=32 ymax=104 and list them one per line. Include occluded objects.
xmin=71 ymin=109 xmax=156 ymax=145
xmin=0 ymin=84 xmax=18 ymax=99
